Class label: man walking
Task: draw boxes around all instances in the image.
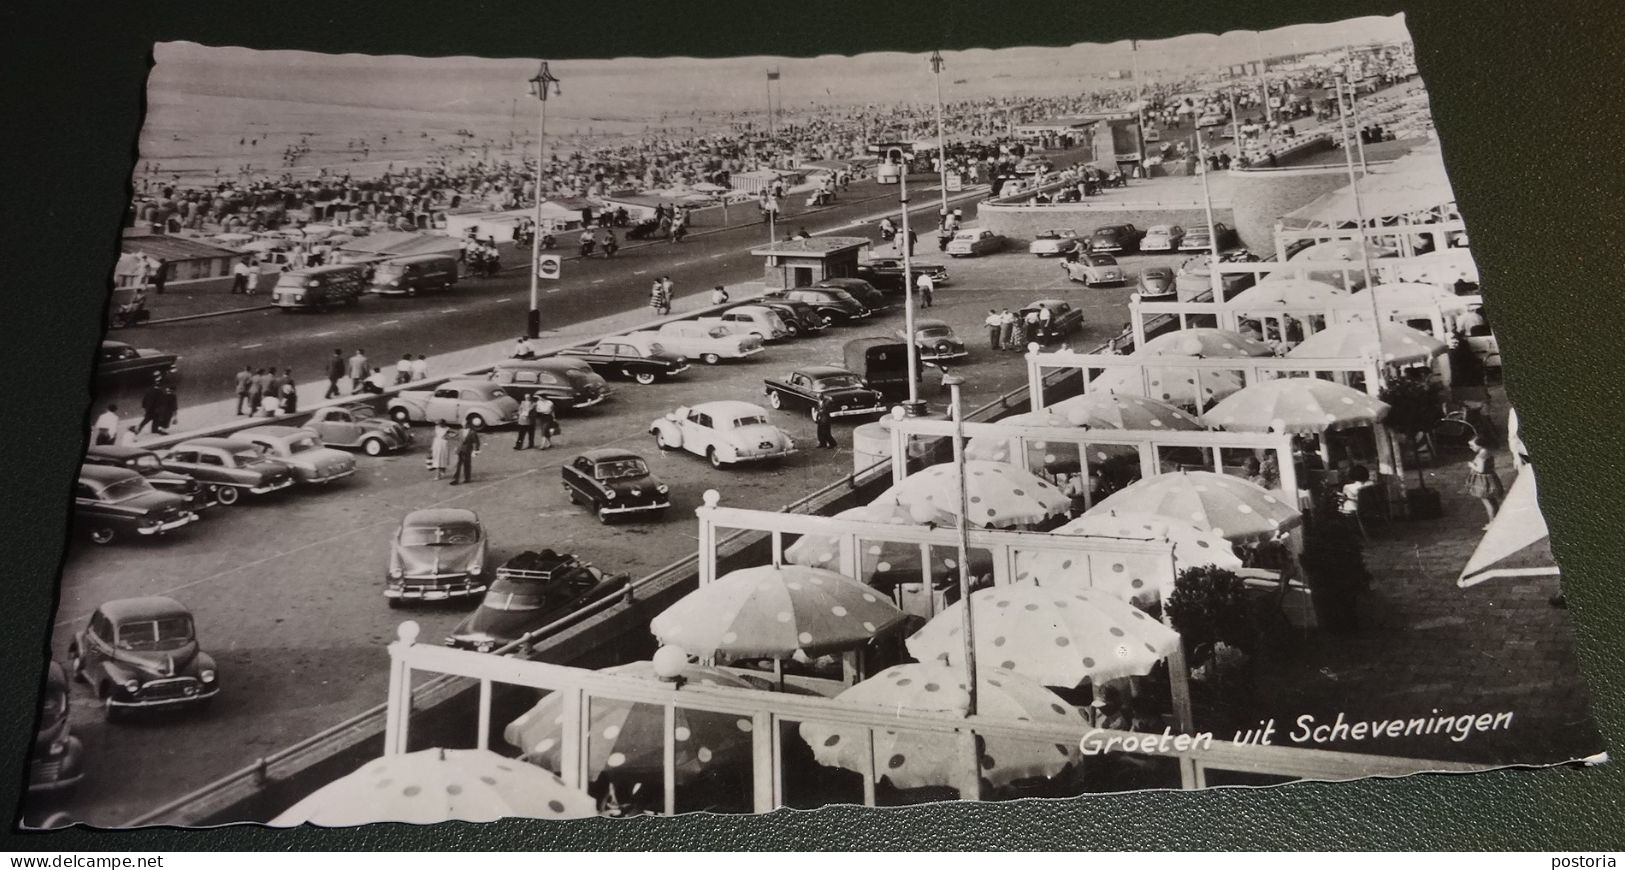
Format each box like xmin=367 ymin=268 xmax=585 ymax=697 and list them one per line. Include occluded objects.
xmin=279 ymin=368 xmax=298 ymax=415
xmin=411 ymin=354 xmax=429 ymax=382
xmin=395 ymin=353 xmax=413 ymax=385
xmin=813 ymin=405 xmax=837 ymax=449
xmin=234 ymin=365 xmax=254 ymax=415
xmin=916 ymin=272 xmax=934 ymax=308
xmin=153 ymin=381 xmax=179 ymax=434
xmin=132 ymin=376 xmax=166 ymax=435
xmin=998 ymin=309 xmax=1016 ymax=350
xmin=92 ymin=403 xmax=121 ymax=446
xmin=347 ymin=349 xmax=369 ymax=394
xmin=151 ymin=257 xmax=168 ymax=295
xmin=245 ymin=367 xmax=266 ymax=415
xmin=325 ymin=349 xmax=345 ymax=399
xmin=535 ymin=395 xmax=557 ymax=449
xmin=513 ymin=395 xmax=535 ymax=450
xmin=231 ymin=257 xmax=254 ymax=295
xmin=449 ymin=424 xmax=480 ymax=485
xmin=659 ymin=276 xmax=674 ymax=315
xmin=985 ymin=309 xmax=1002 ymax=350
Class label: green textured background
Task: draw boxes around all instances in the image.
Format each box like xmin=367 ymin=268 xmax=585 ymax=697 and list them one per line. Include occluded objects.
xmin=1 ymin=0 xmax=1621 ymax=850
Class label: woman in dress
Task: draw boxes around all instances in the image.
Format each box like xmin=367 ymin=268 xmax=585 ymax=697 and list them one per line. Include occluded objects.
xmin=1466 ymin=435 xmax=1505 ymax=527
xmin=428 ymin=422 xmax=456 ymax=480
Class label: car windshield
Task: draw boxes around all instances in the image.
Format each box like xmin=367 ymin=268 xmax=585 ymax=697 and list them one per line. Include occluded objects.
xmin=643 ymin=341 xmax=668 ymax=356
xmin=1094 ymin=228 xmax=1121 ymax=237
xmin=130 ymin=454 xmax=164 ymax=473
xmin=1036 ymin=230 xmax=1063 ymax=239
xmin=1144 ymin=268 xmax=1172 ymax=279
xmin=595 ymin=459 xmax=649 ymax=480
xmin=481 ymin=589 xmax=548 ymax=612
xmin=230 ymin=447 xmax=268 ymax=466
xmin=116 ymin=616 xmax=194 ymax=651
xmin=374 ymin=263 xmax=405 ymax=280
xmin=733 ymin=415 xmax=768 ymax=427
xmin=349 ymin=406 xmax=380 ymax=421
xmin=97 ymin=477 xmax=154 ymax=502
xmin=707 ymin=326 xmax=732 ymax=339
xmin=286 ymin=436 xmax=320 ymax=453
xmin=1089 ymin=255 xmax=1117 ymax=266
xmin=953 ymin=231 xmax=979 ymax=241
xmin=1148 ymin=227 xmax=1171 ymax=235
xmin=401 ymin=523 xmax=481 ymax=546
xmin=813 ymin=374 xmax=864 ymax=389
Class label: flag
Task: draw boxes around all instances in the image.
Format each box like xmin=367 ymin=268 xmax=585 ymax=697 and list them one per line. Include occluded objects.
xmin=766 ymin=69 xmax=780 ymax=81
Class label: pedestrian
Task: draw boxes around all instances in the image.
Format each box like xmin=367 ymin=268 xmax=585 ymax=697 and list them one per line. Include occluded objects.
xmin=152 ymin=258 xmax=168 ymax=295
xmin=279 ymin=369 xmax=298 ymax=414
xmin=1038 ymin=303 xmax=1053 ymax=333
xmin=92 ymin=403 xmax=120 ymax=446
xmin=513 ymin=395 xmax=535 ymax=450
xmin=998 ymin=309 xmax=1015 ymax=349
xmin=650 ymin=280 xmax=665 ymax=316
xmin=535 ymin=395 xmax=557 ymax=448
xmin=411 ymin=354 xmax=428 ymax=382
xmin=917 ymin=272 xmax=934 ymax=307
xmin=659 ymin=276 xmax=674 ymax=315
xmin=259 ymin=388 xmax=282 ymax=418
xmin=985 ymin=309 xmax=1002 ymax=350
xmin=511 ymin=336 xmax=535 ymax=360
xmin=324 ymin=349 xmax=345 ymax=399
xmin=231 ymin=257 xmax=254 ymax=295
xmin=813 ymin=405 xmax=837 ymax=449
xmin=711 ymin=285 xmax=729 ymax=306
xmin=362 ymin=367 xmax=389 ymax=394
xmin=246 ymin=368 xmax=266 ymax=415
xmin=1011 ymin=310 xmax=1030 ymax=351
xmin=234 ymin=365 xmax=253 ymax=415
xmin=427 ymin=422 xmax=455 ymax=480
xmin=395 ymin=354 xmax=413 ymax=385
xmin=449 ymin=424 xmax=481 ymax=485
xmin=905 ymin=227 xmax=917 ymax=255
xmin=1466 ymin=435 xmax=1505 ymax=527
xmin=347 ymin=349 xmax=369 ymax=394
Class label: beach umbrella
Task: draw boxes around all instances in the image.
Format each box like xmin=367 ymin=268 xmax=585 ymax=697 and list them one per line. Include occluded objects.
xmin=1089 ymin=359 xmax=1245 ymax=408
xmin=783 ymin=503 xmax=986 ymax=590
xmin=1091 ymin=470 xmax=1301 ymax=542
xmin=1139 ymin=328 xmax=1277 ymax=359
xmin=907 ymin=583 xmax=1181 ymax=687
xmin=875 ymin=460 xmax=1071 ymax=528
xmin=962 ymin=409 xmax=1073 ymax=464
xmin=504 ymin=661 xmax=760 ymax=779
xmin=798 ymin=663 xmax=1085 ymax=788
xmin=270 ymin=748 xmax=596 ymax=826
xmin=1286 ymin=320 xmax=1446 ymax=366
xmin=1013 ymin=510 xmax=1242 ymax=605
xmin=1204 ymin=377 xmax=1390 ymax=435
xmin=1229 ymin=278 xmax=1350 ymax=310
xmin=650 ymin=564 xmax=907 ymax=659
xmin=1047 ymin=392 xmax=1207 ymax=432
xmin=1366 ymin=281 xmax=1471 ymax=314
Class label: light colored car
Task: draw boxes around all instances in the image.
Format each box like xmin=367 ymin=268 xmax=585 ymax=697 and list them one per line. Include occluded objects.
xmin=1028 ymin=228 xmax=1081 ymax=257
xmin=946 ymin=228 xmax=1006 ymax=257
xmin=305 ymin=403 xmax=413 ymax=456
xmin=635 ymin=321 xmax=764 ymax=366
xmin=1140 ymin=224 xmax=1185 ymax=252
xmin=1136 ymin=265 xmax=1178 ymax=299
xmin=388 ymin=379 xmax=519 ymax=429
xmin=702 ymin=305 xmax=793 ymax=342
xmin=386 ymin=508 xmax=489 ymax=607
xmin=649 ymin=400 xmax=796 ymax=469
xmin=1063 ymin=253 xmax=1126 ymax=287
xmin=238 ymin=425 xmax=357 ymax=485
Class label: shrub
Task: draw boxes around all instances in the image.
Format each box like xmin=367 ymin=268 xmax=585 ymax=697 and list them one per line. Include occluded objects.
xmin=1165 ymin=565 xmax=1255 ymax=661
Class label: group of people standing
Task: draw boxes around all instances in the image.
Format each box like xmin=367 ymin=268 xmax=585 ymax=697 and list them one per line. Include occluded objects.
xmin=649 ymin=276 xmax=675 ymax=316
xmin=233 ymin=366 xmax=300 ymax=417
xmin=322 ymin=348 xmax=429 ymax=400
xmin=983 ymin=307 xmax=1047 ymax=352
xmin=90 ymin=374 xmax=181 ymax=446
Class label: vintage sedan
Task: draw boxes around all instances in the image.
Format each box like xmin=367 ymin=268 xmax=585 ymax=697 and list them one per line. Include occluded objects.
xmin=445 ymin=550 xmax=630 ymax=653
xmin=753 ymin=299 xmax=829 ymax=337
xmin=29 ymin=662 xmax=84 ymax=794
xmin=816 ymin=278 xmax=892 ymax=314
xmin=1020 ymin=299 xmax=1085 ymax=344
xmin=386 ymin=508 xmax=489 ymax=606
xmin=946 ymin=228 xmax=1006 ymax=257
xmin=305 ymin=403 xmax=413 ymax=456
xmin=1179 ymin=222 xmax=1238 ymax=252
xmin=67 ymin=596 xmax=220 ymax=720
xmin=1063 ymin=253 xmax=1127 ymax=287
xmin=1140 ymin=224 xmax=1186 ymax=252
xmin=73 ymin=465 xmax=198 ymax=546
xmin=562 ymin=449 xmax=671 ymax=522
xmin=855 ymin=258 xmax=949 ymax=292
xmin=557 ymin=334 xmax=690 ymax=385
xmin=1136 ymin=265 xmax=1178 ymax=299
xmin=633 ymin=322 xmax=763 ymax=366
xmin=487 ymin=359 xmax=612 ymax=410
xmin=84 ymin=444 xmax=212 ymax=509
xmin=701 ymin=305 xmax=794 ymax=342
xmin=650 ymin=400 xmax=796 ymax=469
xmin=391 ymin=379 xmax=521 ymax=429
xmin=896 ymin=318 xmax=970 ymax=362
xmin=1089 ymin=224 xmax=1143 ymax=254
xmin=238 ymin=425 xmax=357 ymax=486
xmin=1028 ymin=228 xmax=1082 ymax=257
xmin=158 ymin=437 xmax=295 ymax=506
xmin=761 ymin=287 xmax=870 ymax=323
xmin=96 ymin=340 xmax=179 ymax=383
xmin=763 ymin=366 xmax=886 ymax=420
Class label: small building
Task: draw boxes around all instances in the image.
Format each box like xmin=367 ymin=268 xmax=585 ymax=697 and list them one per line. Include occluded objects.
xmin=730 ymin=169 xmax=803 ymax=196
xmin=118 ymin=231 xmax=242 ymax=288
xmin=750 ymin=236 xmax=869 ymax=290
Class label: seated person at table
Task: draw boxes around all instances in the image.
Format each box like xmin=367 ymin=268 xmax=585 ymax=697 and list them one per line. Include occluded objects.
xmin=1338 ymin=464 xmax=1373 ymax=516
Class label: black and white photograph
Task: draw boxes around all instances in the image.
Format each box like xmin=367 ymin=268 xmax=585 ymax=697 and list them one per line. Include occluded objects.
xmin=15 ymin=11 xmax=1608 ymax=830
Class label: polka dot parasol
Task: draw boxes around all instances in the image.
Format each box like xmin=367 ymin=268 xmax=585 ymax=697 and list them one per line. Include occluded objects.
xmin=1139 ymin=328 xmax=1278 ymax=359
xmin=1089 ymin=469 xmax=1303 ymax=542
xmin=905 ymin=582 xmax=1181 ymax=688
xmin=875 ymin=460 xmax=1072 ymax=528
xmin=964 ymin=396 xmax=1205 ymax=464
xmin=1285 ymin=320 xmax=1446 ymax=366
xmin=269 ymin=747 xmax=597 ymax=825
xmin=783 ymin=503 xmax=991 ymax=590
xmin=798 ymin=663 xmax=1085 ymax=789
xmin=1204 ymin=377 xmax=1391 ymax=435
xmin=1228 ymin=277 xmax=1351 ymax=313
xmin=1012 ymin=510 xmax=1243 ymax=606
xmin=1089 ymin=359 xmax=1245 ymax=408
xmin=650 ymin=564 xmax=907 ymax=659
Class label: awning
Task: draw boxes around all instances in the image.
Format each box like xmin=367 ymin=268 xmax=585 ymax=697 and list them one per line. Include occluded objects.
xmin=1457 ymin=468 xmax=1556 ymax=588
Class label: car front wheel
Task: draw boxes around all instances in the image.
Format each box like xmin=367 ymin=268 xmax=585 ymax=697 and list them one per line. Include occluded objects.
xmin=707 ymin=447 xmax=726 ymax=469
xmin=653 ymin=429 xmax=674 ymax=450
xmin=88 ymin=526 xmax=116 ymax=546
xmin=633 ymin=371 xmax=657 ymax=386
xmin=362 ymin=437 xmax=385 ymax=456
xmin=701 ymin=353 xmax=721 ymax=366
xmin=465 ymin=414 xmax=486 ymax=430
xmin=768 ymin=391 xmax=784 ymax=410
xmin=390 ymin=407 xmax=412 ymax=424
xmin=214 ymin=485 xmax=240 ymax=506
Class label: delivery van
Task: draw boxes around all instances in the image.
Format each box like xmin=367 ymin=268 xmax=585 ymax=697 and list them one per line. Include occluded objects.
xmin=368 ymin=253 xmax=459 ymax=297
xmin=272 ymin=264 xmax=366 ymax=311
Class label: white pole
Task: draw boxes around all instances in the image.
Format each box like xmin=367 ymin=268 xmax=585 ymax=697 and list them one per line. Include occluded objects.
xmin=898 ymin=164 xmax=921 ymax=412
xmin=1195 ymin=131 xmax=1222 ymax=298
xmin=1335 ymin=78 xmax=1377 ymax=299
xmin=945 ymin=375 xmax=977 ymax=716
xmin=931 ymin=52 xmax=950 ymax=225
xmin=1133 ymin=40 xmax=1148 ymax=166
xmin=527 ymin=63 xmax=556 ymax=340
xmin=1256 ymin=32 xmax=1274 ymax=126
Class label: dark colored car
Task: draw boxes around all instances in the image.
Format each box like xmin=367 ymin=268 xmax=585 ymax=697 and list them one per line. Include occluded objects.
xmin=753 ymin=299 xmax=829 ymax=337
xmin=562 ymin=449 xmax=671 ymax=522
xmin=1090 ymin=223 xmax=1144 ymax=254
xmin=84 ymin=445 xmax=212 ymax=510
xmin=72 ymin=465 xmax=199 ymax=546
xmin=843 ymin=338 xmax=920 ymax=400
xmin=558 ymin=335 xmax=690 ymax=386
xmin=1020 ymin=299 xmax=1085 ymax=344
xmin=487 ymin=358 xmax=613 ymax=409
xmin=386 ymin=508 xmax=489 ymax=606
xmin=445 ymin=550 xmax=630 ymax=653
xmin=854 ymin=258 xmax=949 ymax=293
xmin=96 ymin=340 xmax=179 ymax=382
xmin=763 ymin=365 xmax=886 ymax=420
xmin=897 ymin=319 xmax=970 ymax=362
xmin=1136 ymin=265 xmax=1178 ymax=299
xmin=816 ymin=278 xmax=892 ymax=313
xmin=67 ymin=596 xmax=220 ymax=720
xmin=28 ymin=662 xmax=84 ymax=794
xmin=158 ymin=437 xmax=296 ymax=506
xmin=762 ymin=287 xmax=870 ymax=323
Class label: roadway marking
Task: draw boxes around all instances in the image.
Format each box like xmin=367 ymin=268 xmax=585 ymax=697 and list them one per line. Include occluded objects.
xmin=710 ymin=253 xmax=724 ymax=259
xmin=314 ymin=330 xmax=337 ymax=337
xmin=633 ymin=269 xmax=648 ymax=275
xmin=547 ymin=288 xmax=562 ymax=294
xmin=496 ymin=297 xmax=511 ymax=302
xmin=240 ymin=342 xmax=264 ymax=349
xmin=591 ymin=279 xmax=606 ymax=284
xmin=673 ymin=260 xmax=691 ymax=266
xmin=441 ymin=308 xmax=459 ymax=313
xmin=380 ymin=319 xmax=399 ymax=326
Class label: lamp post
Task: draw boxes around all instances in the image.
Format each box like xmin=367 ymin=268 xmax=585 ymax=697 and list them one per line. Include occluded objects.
xmin=930 ymin=51 xmax=950 ymax=229
xmin=879 ymin=155 xmax=923 ymax=415
xmin=526 ymin=61 xmax=561 ymax=340
xmin=943 ymin=372 xmax=978 ymax=716
xmin=1334 ymin=78 xmax=1377 ymax=304
xmin=1194 ymin=129 xmax=1223 ymax=299
xmin=1132 ymin=39 xmax=1147 ymax=166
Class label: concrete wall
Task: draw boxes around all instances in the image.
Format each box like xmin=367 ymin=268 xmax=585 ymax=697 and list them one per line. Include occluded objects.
xmin=981 ymin=203 xmax=1238 ymax=248
xmin=1227 ymin=164 xmax=1352 ymax=256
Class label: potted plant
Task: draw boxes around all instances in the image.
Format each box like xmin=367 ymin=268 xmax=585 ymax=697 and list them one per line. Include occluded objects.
xmin=1298 ymin=523 xmax=1371 ymax=634
xmin=1165 ymin=566 xmax=1257 ymax=733
xmin=1378 ymin=377 xmax=1445 ymax=519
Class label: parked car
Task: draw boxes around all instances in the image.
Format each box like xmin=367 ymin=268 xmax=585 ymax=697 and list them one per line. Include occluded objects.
xmin=157 ymin=437 xmax=295 ymax=506
xmin=238 ymin=425 xmax=357 ymax=486
xmin=632 ymin=322 xmax=763 ymax=366
xmin=1136 ymin=265 xmax=1178 ymax=299
xmin=386 ymin=508 xmax=489 ymax=606
xmin=1019 ymin=299 xmax=1085 ymax=343
xmin=391 ymin=379 xmax=521 ymax=429
xmin=753 ymin=298 xmax=829 ymax=337
xmin=1176 ymin=254 xmax=1256 ymax=301
xmin=1140 ymin=225 xmax=1186 ymax=252
xmin=28 ymin=662 xmax=84 ymax=794
xmin=487 ymin=360 xmax=613 ymax=410
xmin=96 ymin=340 xmax=178 ymax=382
xmin=445 ymin=550 xmax=629 ymax=653
xmin=815 ymin=278 xmax=892 ymax=313
xmin=1064 ymin=253 xmax=1126 ymax=287
xmin=896 ymin=318 xmax=970 ymax=362
xmin=67 ymin=596 xmax=219 ymax=720
xmin=561 ymin=449 xmax=671 ymax=522
xmin=650 ymin=400 xmax=796 ymax=469
xmin=1028 ymin=228 xmax=1082 ymax=257
xmin=72 ymin=465 xmax=199 ymax=546
xmin=843 ymin=338 xmax=923 ymax=400
xmin=855 ymin=258 xmax=949 ymax=292
xmin=1089 ymin=224 xmax=1143 ymax=254
xmin=761 ymin=287 xmax=870 ymax=323
xmin=83 ymin=445 xmax=212 ymax=509
xmin=367 ymin=253 xmax=458 ymax=296
xmin=946 ymin=228 xmax=1006 ymax=257
xmin=701 ymin=305 xmax=793 ymax=342
xmin=557 ymin=334 xmax=689 ymax=385
xmin=762 ymin=365 xmax=886 ymax=420
xmin=304 ymin=403 xmax=413 ymax=456
xmin=1179 ymin=222 xmax=1238 ymax=252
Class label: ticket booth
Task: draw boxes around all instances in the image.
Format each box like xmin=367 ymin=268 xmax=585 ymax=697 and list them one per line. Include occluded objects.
xmin=751 ymin=236 xmax=869 ymax=290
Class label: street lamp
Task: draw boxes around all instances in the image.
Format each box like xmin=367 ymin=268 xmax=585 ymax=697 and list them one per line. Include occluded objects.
xmin=1193 ymin=129 xmax=1223 ymax=299
xmin=942 ymin=371 xmax=978 ymax=716
xmin=878 ymin=155 xmax=924 ymax=415
xmin=526 ymin=61 xmax=561 ymax=340
xmin=929 ymin=51 xmax=950 ymax=230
